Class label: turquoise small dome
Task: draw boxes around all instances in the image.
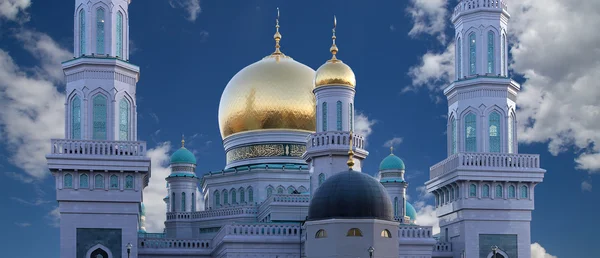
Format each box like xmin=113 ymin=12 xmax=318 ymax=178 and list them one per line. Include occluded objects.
xmin=406 ymin=202 xmax=417 ymax=222
xmin=170 ymin=147 xmax=196 ymax=164
xmin=379 ymin=154 xmax=405 ymax=171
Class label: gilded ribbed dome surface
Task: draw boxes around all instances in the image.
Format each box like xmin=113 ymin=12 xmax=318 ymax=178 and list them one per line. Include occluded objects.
xmin=218 ymin=55 xmax=317 ymax=139
xmin=314 ymin=59 xmax=356 ymax=88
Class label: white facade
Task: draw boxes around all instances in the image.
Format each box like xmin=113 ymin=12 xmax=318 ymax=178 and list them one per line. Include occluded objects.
xmin=51 ymin=0 xmax=544 ymax=258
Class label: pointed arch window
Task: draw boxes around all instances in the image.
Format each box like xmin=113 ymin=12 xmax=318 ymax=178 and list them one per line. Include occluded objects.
xmin=457 ymin=37 xmax=462 ymax=79
xmin=287 ymin=186 xmax=295 ymax=194
xmin=231 ymin=189 xmax=237 ymax=204
xmin=94 ymin=174 xmax=104 ymax=189
xmin=80 ymin=173 xmax=89 ymax=188
xmin=469 ymin=184 xmax=477 ymax=197
xmin=322 ymin=102 xmax=327 ymax=131
xmin=349 ymin=103 xmax=353 ymax=130
xmin=96 ymin=8 xmax=105 ymax=54
xmin=482 ymin=184 xmax=490 ymax=198
xmin=487 ymin=31 xmax=495 ymax=74
xmin=191 ymin=192 xmax=196 ymax=211
xmin=508 ymin=113 xmax=514 ymax=153
xmin=92 ymin=95 xmax=107 ymax=140
xmin=465 ymin=113 xmax=477 ymax=152
xmin=508 ymin=185 xmax=516 ymax=198
xmin=119 ymin=98 xmax=130 ymax=140
xmin=267 ymin=187 xmax=273 ymax=197
xmin=520 ymin=185 xmax=528 ymax=198
xmin=451 ymin=117 xmax=457 ymax=154
xmin=277 ymin=187 xmax=284 ymax=194
xmin=79 ymin=9 xmax=86 ymax=56
xmin=336 ymin=101 xmax=342 ymax=130
xmin=116 ymin=12 xmax=123 ymax=58
xmin=223 ymin=190 xmax=228 ymax=204
xmin=71 ymin=96 xmax=81 ymax=139
xmin=248 ymin=187 xmax=254 ymax=203
xmin=318 ymin=173 xmax=325 ymax=186
xmin=171 ymin=192 xmax=175 ymax=212
xmin=501 ymin=34 xmax=506 ymax=76
xmin=214 ymin=191 xmax=220 ymax=206
xmin=469 ymin=32 xmax=476 ymax=75
xmin=125 ymin=175 xmax=134 ymax=189
xmin=181 ymin=192 xmax=186 ymax=212
xmin=110 ymin=175 xmax=118 ymax=189
xmin=239 ymin=188 xmax=245 ymax=203
xmin=394 ymin=197 xmax=398 ymax=216
xmin=495 ymin=185 xmax=503 ymax=198
xmin=64 ymin=173 xmax=73 ymax=188
xmin=489 ymin=111 xmax=501 ymax=152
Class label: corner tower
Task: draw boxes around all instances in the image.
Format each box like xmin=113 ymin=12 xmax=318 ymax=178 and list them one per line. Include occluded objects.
xmin=47 ymin=1 xmax=150 ymax=257
xmin=303 ymin=17 xmax=368 ymax=194
xmin=426 ymin=1 xmax=546 ymax=257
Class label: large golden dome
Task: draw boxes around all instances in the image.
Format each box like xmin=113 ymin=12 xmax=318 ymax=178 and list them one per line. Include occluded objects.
xmin=218 ymin=54 xmax=317 ymax=139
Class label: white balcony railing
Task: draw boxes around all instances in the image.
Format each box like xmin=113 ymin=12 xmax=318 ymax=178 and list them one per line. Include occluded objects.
xmin=139 ymin=238 xmax=211 ymax=249
xmin=306 ymin=131 xmax=365 ymax=150
xmin=430 ymin=152 xmax=541 ymax=179
xmin=453 ymin=0 xmax=508 ymax=18
xmin=434 ymin=242 xmax=452 ymax=252
xmin=258 ymin=193 xmax=310 ymax=216
xmin=212 ymin=223 xmax=301 ymax=246
xmin=50 ymin=139 xmax=147 ymax=156
xmin=399 ymin=225 xmax=433 ymax=239
xmin=166 ymin=205 xmax=257 ymax=221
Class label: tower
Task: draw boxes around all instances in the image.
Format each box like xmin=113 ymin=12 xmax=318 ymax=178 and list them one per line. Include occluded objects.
xmin=46 ymin=1 xmax=150 ymax=257
xmin=426 ymin=1 xmax=546 ymax=257
xmin=378 ymin=147 xmax=410 ymax=224
xmin=303 ymin=16 xmax=368 ymax=195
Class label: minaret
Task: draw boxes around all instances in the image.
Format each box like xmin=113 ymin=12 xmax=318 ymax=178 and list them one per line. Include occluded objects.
xmin=379 ymin=147 xmax=410 ymax=223
xmin=46 ymin=1 xmax=150 ymax=258
xmin=426 ymin=1 xmax=546 ymax=257
xmin=164 ymin=136 xmax=199 ymax=239
xmin=303 ymin=16 xmax=368 ymax=195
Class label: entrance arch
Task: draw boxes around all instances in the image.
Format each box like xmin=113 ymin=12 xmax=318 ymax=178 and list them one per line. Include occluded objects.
xmin=85 ymin=244 xmax=113 ymax=258
xmin=486 ymin=249 xmax=509 ymax=258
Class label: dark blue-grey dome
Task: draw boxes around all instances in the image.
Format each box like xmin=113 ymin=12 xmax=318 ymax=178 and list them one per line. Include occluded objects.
xmin=308 ymin=170 xmax=394 ymax=221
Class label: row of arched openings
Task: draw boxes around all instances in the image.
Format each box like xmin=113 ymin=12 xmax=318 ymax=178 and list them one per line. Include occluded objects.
xmin=78 ymin=8 xmax=124 ymax=57
xmin=321 ymin=101 xmax=354 ymax=132
xmin=71 ymin=95 xmax=131 ymax=141
xmin=171 ymin=192 xmax=196 ymax=212
xmin=63 ymin=173 xmax=134 ymax=189
xmin=214 ymin=187 xmax=254 ymax=207
xmin=469 ymin=183 xmax=528 ymax=199
xmin=456 ymin=30 xmax=507 ymax=79
xmin=450 ymin=110 xmax=514 ymax=153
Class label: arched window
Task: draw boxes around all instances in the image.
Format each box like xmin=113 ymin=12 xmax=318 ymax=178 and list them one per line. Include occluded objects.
xmin=231 ymin=189 xmax=237 ymax=204
xmin=116 ymin=12 xmax=123 ymax=58
xmin=489 ymin=111 xmax=501 ymax=152
xmin=181 ymin=192 xmax=186 ymax=212
xmin=508 ymin=113 xmax=514 ymax=153
xmin=457 ymin=37 xmax=462 ymax=79
xmin=125 ymin=175 xmax=134 ymax=189
xmin=71 ymin=96 xmax=81 ymax=139
xmin=96 ymin=8 xmax=105 ymax=54
xmin=298 ymin=186 xmax=307 ymax=193
xmin=287 ymin=186 xmax=295 ymax=194
xmin=267 ymin=187 xmax=273 ymax=197
xmin=214 ymin=191 xmax=220 ymax=206
xmin=469 ymin=184 xmax=477 ymax=197
xmin=239 ymin=188 xmax=245 ymax=203
xmin=79 ymin=9 xmax=86 ymax=56
xmin=520 ymin=185 xmax=528 ymax=198
xmin=191 ymin=192 xmax=196 ymax=211
xmin=381 ymin=229 xmax=392 ymax=238
xmin=336 ymin=101 xmax=342 ymax=130
xmin=223 ymin=190 xmax=228 ymax=204
xmin=508 ymin=185 xmax=516 ymax=198
xmin=450 ymin=188 xmax=455 ymax=201
xmin=451 ymin=117 xmax=457 ymax=154
xmin=277 ymin=187 xmax=284 ymax=194
xmin=347 ymin=228 xmax=363 ymax=237
xmin=90 ymin=248 xmax=108 ymax=258
xmin=248 ymin=187 xmax=254 ymax=203
xmin=322 ymin=102 xmax=327 ymax=131
xmin=80 ymin=173 xmax=89 ymax=188
xmin=171 ymin=192 xmax=175 ymax=212
xmin=487 ymin=31 xmax=495 ymax=74
xmin=501 ymin=34 xmax=506 ymax=76
xmin=92 ymin=95 xmax=107 ymax=140
xmin=109 ymin=175 xmax=118 ymax=189
xmin=94 ymin=174 xmax=104 ymax=189
xmin=318 ymin=173 xmax=325 ymax=186
xmin=349 ymin=103 xmax=353 ymax=130
xmin=394 ymin=197 xmax=398 ymax=216
xmin=495 ymin=185 xmax=503 ymax=198
xmin=469 ymin=32 xmax=477 ymax=75
xmin=119 ymin=98 xmax=130 ymax=140
xmin=441 ymin=191 xmax=445 ymax=204
xmin=315 ymin=229 xmax=327 ymax=238
xmin=465 ymin=113 xmax=477 ymax=152
xmin=64 ymin=173 xmax=73 ymax=188
xmin=482 ymin=184 xmax=490 ymax=198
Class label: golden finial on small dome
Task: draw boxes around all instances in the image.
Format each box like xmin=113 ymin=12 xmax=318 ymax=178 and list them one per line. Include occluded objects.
xmin=347 ymin=130 xmax=355 ymax=170
xmin=272 ymin=7 xmax=284 ymax=57
xmin=314 ymin=15 xmax=356 ymax=88
xmin=330 ymin=15 xmax=338 ymax=61
xmin=181 ymin=134 xmax=185 ymax=148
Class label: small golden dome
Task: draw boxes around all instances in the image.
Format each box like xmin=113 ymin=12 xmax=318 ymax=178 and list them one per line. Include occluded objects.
xmin=314 ymin=15 xmax=356 ymax=88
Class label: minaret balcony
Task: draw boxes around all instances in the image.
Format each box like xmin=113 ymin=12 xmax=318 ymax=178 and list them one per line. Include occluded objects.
xmin=452 ymin=0 xmax=508 ymax=21
xmin=50 ymin=138 xmax=147 ymax=157
xmin=303 ymin=131 xmax=368 ymax=159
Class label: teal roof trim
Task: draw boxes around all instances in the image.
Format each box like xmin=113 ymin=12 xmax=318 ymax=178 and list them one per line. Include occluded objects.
xmin=170 ymin=147 xmax=197 ymax=164
xmin=380 ymin=178 xmax=406 ymax=183
xmin=406 ymin=202 xmax=417 ymax=222
xmin=166 ymin=172 xmax=198 ymax=179
xmin=379 ymin=154 xmax=405 ymax=171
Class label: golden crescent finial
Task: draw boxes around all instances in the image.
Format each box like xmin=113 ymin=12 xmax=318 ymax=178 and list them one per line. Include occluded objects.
xmin=181 ymin=134 xmax=185 ymax=148
xmin=347 ymin=130 xmax=355 ymax=170
xmin=330 ymin=15 xmax=338 ymax=61
xmin=273 ymin=7 xmax=283 ymax=56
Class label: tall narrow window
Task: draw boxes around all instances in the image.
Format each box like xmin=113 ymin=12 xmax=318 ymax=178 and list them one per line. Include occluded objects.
xmin=172 ymin=193 xmax=175 ymax=212
xmin=248 ymin=187 xmax=254 ymax=203
xmin=92 ymin=95 xmax=107 ymax=140
xmin=215 ymin=191 xmax=220 ymax=206
xmin=110 ymin=175 xmax=118 ymax=189
xmin=79 ymin=9 xmax=86 ymax=56
xmin=451 ymin=117 xmax=457 ymax=154
xmin=508 ymin=185 xmax=516 ymax=198
xmin=349 ymin=103 xmax=353 ymax=130
xmin=223 ymin=190 xmax=228 ymax=204
xmin=267 ymin=187 xmax=273 ymax=197
xmin=489 ymin=111 xmax=501 ymax=152
xmin=80 ymin=173 xmax=89 ymax=188
xmin=231 ymin=189 xmax=237 ymax=204
xmin=495 ymin=185 xmax=503 ymax=198
xmin=487 ymin=31 xmax=494 ymax=74
xmin=469 ymin=32 xmax=476 ymax=75
xmin=394 ymin=197 xmax=398 ymax=216
xmin=191 ymin=192 xmax=196 ymax=211
xmin=520 ymin=185 xmax=528 ymax=198
xmin=508 ymin=114 xmax=514 ymax=153
xmin=469 ymin=184 xmax=477 ymax=197
xmin=501 ymin=34 xmax=506 ymax=76
xmin=181 ymin=192 xmax=186 ymax=212
xmin=455 ymin=185 xmax=460 ymax=199
xmin=482 ymin=184 xmax=490 ymax=198
xmin=457 ymin=37 xmax=462 ymax=79
xmin=96 ymin=8 xmax=105 ymax=54
xmin=71 ymin=96 xmax=81 ymax=139
xmin=116 ymin=12 xmax=123 ymax=58
xmin=95 ymin=174 xmax=104 ymax=188
xmin=64 ymin=174 xmax=73 ymax=188
xmin=239 ymin=188 xmax=245 ymax=203
xmin=119 ymin=98 xmax=130 ymax=140
xmin=125 ymin=175 xmax=134 ymax=189
xmin=336 ymin=101 xmax=342 ymax=130
xmin=322 ymin=102 xmax=327 ymax=131
xmin=318 ymin=173 xmax=325 ymax=186
xmin=465 ymin=113 xmax=477 ymax=152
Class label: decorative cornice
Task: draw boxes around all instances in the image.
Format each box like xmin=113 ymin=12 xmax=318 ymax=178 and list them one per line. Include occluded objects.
xmin=226 ymin=143 xmax=306 ymax=164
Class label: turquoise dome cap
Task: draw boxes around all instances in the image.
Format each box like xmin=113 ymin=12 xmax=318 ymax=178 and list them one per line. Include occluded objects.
xmin=379 ymin=147 xmax=405 ymax=171
xmin=170 ymin=138 xmax=197 ymax=164
xmin=406 ymin=202 xmax=417 ymax=222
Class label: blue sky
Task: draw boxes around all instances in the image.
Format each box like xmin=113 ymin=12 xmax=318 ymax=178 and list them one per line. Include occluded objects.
xmin=0 ymin=0 xmax=598 ymax=257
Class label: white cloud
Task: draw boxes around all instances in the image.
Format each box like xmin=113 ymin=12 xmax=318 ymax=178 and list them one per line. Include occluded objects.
xmin=47 ymin=207 xmax=60 ymax=227
xmin=0 ymin=30 xmax=70 ymax=178
xmin=406 ymin=0 xmax=449 ymax=43
xmin=413 ymin=200 xmax=440 ymax=235
xmin=582 ymin=180 xmax=592 ymax=192
xmin=169 ymin=0 xmax=201 ymax=22
xmin=383 ymin=137 xmax=403 ymax=148
xmin=14 ymin=222 xmax=31 ymax=227
xmin=142 ymin=142 xmax=171 ymax=233
xmin=10 ymin=196 xmax=51 ymax=206
xmin=531 ymin=243 xmax=557 ymax=258
xmin=354 ymin=111 xmax=376 ymax=144
xmin=4 ymin=171 xmax=35 ymax=183
xmin=0 ymin=0 xmax=30 ymax=21
xmin=406 ymin=42 xmax=455 ymax=93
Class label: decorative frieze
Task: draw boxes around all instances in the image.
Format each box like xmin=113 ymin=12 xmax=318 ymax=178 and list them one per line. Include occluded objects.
xmin=66 ymin=70 xmax=136 ymax=85
xmin=226 ymin=143 xmax=306 ymax=163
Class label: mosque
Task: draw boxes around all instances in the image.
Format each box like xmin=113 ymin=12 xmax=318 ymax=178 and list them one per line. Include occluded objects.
xmin=46 ymin=0 xmax=546 ymax=257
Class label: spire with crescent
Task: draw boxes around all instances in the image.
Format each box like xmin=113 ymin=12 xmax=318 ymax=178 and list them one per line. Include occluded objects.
xmin=347 ymin=130 xmax=355 ymax=170
xmin=271 ymin=7 xmax=286 ymax=58
xmin=314 ymin=15 xmax=356 ymax=88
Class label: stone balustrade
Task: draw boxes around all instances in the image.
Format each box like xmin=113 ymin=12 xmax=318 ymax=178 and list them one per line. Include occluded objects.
xmin=430 ymin=152 xmax=541 ymax=178
xmin=453 ymin=0 xmax=508 ymax=18
xmin=306 ymin=131 xmax=365 ymax=150
xmin=258 ymin=194 xmax=310 ymax=216
xmin=434 ymin=242 xmax=452 ymax=252
xmin=399 ymin=225 xmax=433 ymax=239
xmin=139 ymin=238 xmax=211 ymax=249
xmin=213 ymin=223 xmax=302 ymax=245
xmin=50 ymin=139 xmax=147 ymax=156
xmin=138 ymin=232 xmax=166 ymax=239
xmin=166 ymin=205 xmax=257 ymax=221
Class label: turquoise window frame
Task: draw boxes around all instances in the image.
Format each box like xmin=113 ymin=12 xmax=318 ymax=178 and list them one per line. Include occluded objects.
xmin=119 ymin=98 xmax=130 ymax=140
xmin=71 ymin=96 xmax=81 ymax=139
xmin=469 ymin=32 xmax=476 ymax=75
xmin=92 ymin=95 xmax=107 ymax=140
xmin=336 ymin=101 xmax=342 ymax=131
xmin=465 ymin=113 xmax=477 ymax=152
xmin=96 ymin=8 xmax=105 ymax=55
xmin=489 ymin=111 xmax=501 ymax=152
xmin=487 ymin=31 xmax=494 ymax=74
xmin=79 ymin=9 xmax=86 ymax=56
xmin=322 ymin=102 xmax=327 ymax=131
xmin=116 ymin=12 xmax=123 ymax=58
xmin=64 ymin=173 xmax=73 ymax=188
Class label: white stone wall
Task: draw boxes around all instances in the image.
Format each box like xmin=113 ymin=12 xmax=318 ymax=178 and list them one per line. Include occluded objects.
xmin=314 ymin=86 xmax=356 ymax=133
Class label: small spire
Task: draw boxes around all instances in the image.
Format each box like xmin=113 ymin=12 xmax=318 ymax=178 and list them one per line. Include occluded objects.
xmin=181 ymin=134 xmax=185 ymax=148
xmin=347 ymin=130 xmax=355 ymax=170
xmin=390 ymin=146 xmax=394 ymax=155
xmin=273 ymin=7 xmax=283 ymax=56
xmin=330 ymin=15 xmax=338 ymax=61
